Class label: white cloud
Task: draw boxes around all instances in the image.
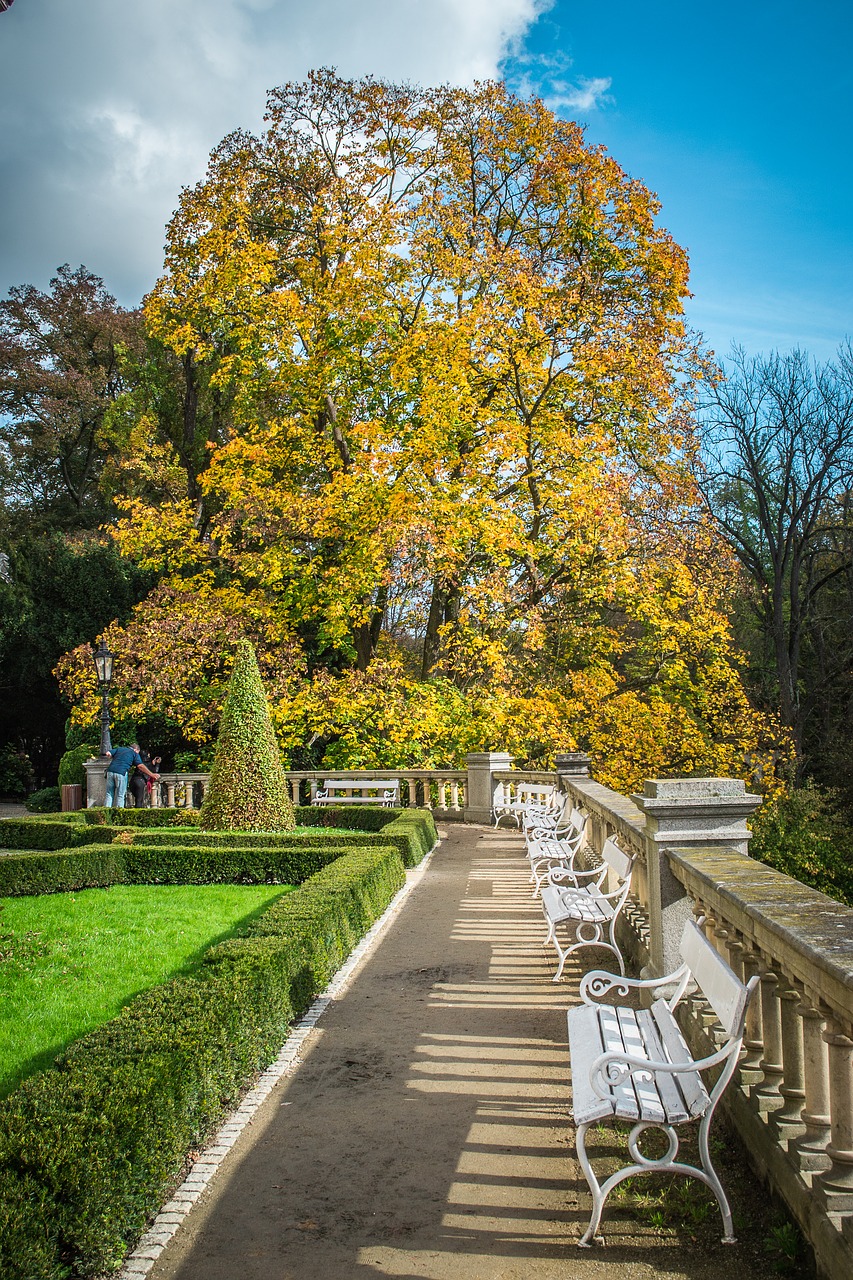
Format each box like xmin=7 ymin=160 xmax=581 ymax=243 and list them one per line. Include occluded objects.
xmin=0 ymin=0 xmax=549 ymax=305
xmin=546 ymin=75 xmax=612 ymax=113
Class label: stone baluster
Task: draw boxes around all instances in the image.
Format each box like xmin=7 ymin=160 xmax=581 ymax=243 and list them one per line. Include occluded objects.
xmin=754 ymin=966 xmax=785 ymax=1113
xmin=739 ymin=947 xmax=766 ymax=1084
xmin=451 ymin=779 xmax=460 ymax=811
xmin=790 ymin=997 xmax=832 ymax=1173
xmin=770 ymin=981 xmax=807 ymax=1141
xmin=165 ymin=780 xmax=176 ymax=808
xmin=814 ymin=1017 xmax=853 ymax=1213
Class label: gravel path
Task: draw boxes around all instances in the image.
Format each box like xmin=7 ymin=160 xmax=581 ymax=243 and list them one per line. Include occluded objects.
xmin=137 ymin=824 xmax=789 ymax=1280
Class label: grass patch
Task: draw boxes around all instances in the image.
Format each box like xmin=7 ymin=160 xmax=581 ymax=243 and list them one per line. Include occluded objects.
xmin=0 ymin=883 xmax=292 ymax=1097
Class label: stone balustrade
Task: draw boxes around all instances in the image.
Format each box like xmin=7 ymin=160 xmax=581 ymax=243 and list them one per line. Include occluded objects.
xmin=149 ymin=773 xmax=210 ymax=809
xmin=558 ymin=765 xmax=853 ymax=1280
xmin=281 ymin=769 xmax=468 ymax=817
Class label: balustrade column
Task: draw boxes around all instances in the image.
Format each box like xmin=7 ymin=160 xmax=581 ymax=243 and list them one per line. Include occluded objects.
xmin=754 ymin=967 xmax=785 ymax=1113
xmin=770 ymin=982 xmax=807 ymax=1140
xmin=450 ymin=780 xmax=460 ymax=811
xmin=790 ymin=999 xmax=832 ymax=1173
xmin=633 ymin=778 xmax=761 ymax=979
xmin=738 ymin=948 xmax=765 ymax=1084
xmin=814 ymin=1018 xmax=853 ymax=1212
xmin=165 ymin=781 xmax=176 ymax=807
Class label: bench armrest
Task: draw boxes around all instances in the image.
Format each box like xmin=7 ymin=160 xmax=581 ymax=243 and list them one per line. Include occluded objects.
xmin=580 ymin=962 xmax=691 ymax=1009
xmin=589 ymin=1039 xmax=741 ymax=1102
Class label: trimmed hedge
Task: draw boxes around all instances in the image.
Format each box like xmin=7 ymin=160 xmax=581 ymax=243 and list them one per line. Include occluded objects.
xmin=82 ymin=807 xmax=201 ymax=828
xmin=12 ymin=806 xmax=438 ymax=867
xmin=0 ymin=820 xmax=118 ymax=852
xmin=0 ymin=843 xmax=406 ymax=1279
xmin=0 ymin=843 xmax=360 ymax=897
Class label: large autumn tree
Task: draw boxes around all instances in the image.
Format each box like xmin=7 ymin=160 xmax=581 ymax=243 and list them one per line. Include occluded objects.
xmin=57 ymin=71 xmax=778 ymax=790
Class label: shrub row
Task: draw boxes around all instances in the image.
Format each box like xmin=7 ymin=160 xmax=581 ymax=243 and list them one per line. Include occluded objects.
xmin=0 ymin=842 xmax=360 ymax=897
xmin=2 ymin=808 xmax=437 ymax=870
xmin=0 ymin=843 xmax=406 ymax=1279
xmin=0 ymin=820 xmax=116 ymax=851
xmin=109 ymin=811 xmax=437 ymax=869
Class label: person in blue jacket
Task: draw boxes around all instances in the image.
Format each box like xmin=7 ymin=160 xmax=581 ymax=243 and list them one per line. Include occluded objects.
xmin=105 ymin=742 xmax=161 ymax=809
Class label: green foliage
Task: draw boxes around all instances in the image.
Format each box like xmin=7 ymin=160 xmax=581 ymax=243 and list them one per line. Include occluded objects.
xmin=0 ymin=531 xmax=152 ymax=783
xmin=0 ymin=819 xmax=113 ymax=850
xmin=23 ymin=788 xmax=61 ymax=814
xmin=0 ymin=841 xmax=404 ymax=1280
xmin=57 ymin=744 xmax=97 ymax=788
xmin=0 ymin=745 xmax=33 ymax=799
xmin=0 ymin=809 xmax=435 ymax=896
xmin=749 ymin=784 xmax=853 ymax=907
xmin=200 ymin=639 xmax=295 ymax=832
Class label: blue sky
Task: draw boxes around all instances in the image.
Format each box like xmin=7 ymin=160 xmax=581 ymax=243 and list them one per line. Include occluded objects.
xmin=0 ymin=0 xmax=849 ymax=363
xmin=507 ymin=2 xmax=853 ymax=361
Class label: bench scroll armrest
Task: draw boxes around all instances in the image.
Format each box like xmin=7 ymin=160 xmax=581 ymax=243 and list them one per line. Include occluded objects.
xmin=580 ymin=962 xmax=691 ymax=1009
xmin=589 ymin=1039 xmax=741 ymax=1103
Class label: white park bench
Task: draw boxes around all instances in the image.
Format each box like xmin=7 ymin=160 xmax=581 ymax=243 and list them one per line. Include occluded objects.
xmin=527 ymin=807 xmax=587 ymax=897
xmin=493 ymin=782 xmax=557 ymax=828
xmin=567 ymin=917 xmax=759 ymax=1247
xmin=312 ymin=778 xmax=401 ymax=807
xmin=540 ymin=836 xmax=635 ymax=980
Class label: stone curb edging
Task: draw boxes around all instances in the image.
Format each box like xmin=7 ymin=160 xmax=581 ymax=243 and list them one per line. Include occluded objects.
xmin=119 ymin=839 xmax=440 ymax=1278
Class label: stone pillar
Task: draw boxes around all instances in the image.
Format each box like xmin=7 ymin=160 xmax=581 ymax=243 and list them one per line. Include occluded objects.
xmin=632 ymin=777 xmax=762 ymax=979
xmin=465 ymin=752 xmax=512 ymax=825
xmin=555 ymin=752 xmax=592 ymax=786
xmin=83 ymin=756 xmax=108 ymax=807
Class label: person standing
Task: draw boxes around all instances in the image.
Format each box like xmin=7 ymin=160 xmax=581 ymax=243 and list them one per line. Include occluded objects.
xmin=105 ymin=743 xmax=160 ymax=809
xmin=128 ymin=749 xmax=161 ymax=808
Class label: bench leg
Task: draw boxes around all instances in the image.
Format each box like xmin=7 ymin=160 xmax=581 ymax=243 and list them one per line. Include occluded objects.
xmin=576 ymin=1119 xmax=736 ymax=1246
xmin=549 ymin=919 xmax=625 ymax=981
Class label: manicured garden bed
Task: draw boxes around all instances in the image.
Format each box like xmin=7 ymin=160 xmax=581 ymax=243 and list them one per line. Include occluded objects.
xmin=0 ymin=883 xmax=293 ymax=1097
xmin=0 ymin=806 xmax=437 ymax=1280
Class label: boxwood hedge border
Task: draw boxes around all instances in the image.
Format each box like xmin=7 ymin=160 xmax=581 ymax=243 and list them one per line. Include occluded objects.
xmin=0 ymin=808 xmax=437 ymax=1280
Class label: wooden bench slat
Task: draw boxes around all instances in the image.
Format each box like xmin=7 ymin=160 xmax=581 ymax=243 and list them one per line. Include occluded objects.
xmin=635 ymin=1007 xmax=692 ymax=1124
xmin=567 ymin=1004 xmax=613 ymax=1126
xmin=650 ymin=999 xmax=711 ymax=1117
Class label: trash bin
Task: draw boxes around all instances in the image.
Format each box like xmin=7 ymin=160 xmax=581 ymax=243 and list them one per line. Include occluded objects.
xmin=61 ymin=784 xmax=83 ymax=811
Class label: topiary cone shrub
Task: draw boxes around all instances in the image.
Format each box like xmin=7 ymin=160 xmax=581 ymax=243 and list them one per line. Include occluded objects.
xmin=199 ymin=639 xmax=296 ymax=832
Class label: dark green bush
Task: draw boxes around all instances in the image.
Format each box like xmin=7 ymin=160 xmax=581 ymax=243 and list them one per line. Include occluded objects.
xmin=57 ymin=744 xmax=98 ymax=789
xmin=0 ymin=842 xmax=405 ymax=1279
xmin=0 ymin=745 xmax=34 ymax=800
xmin=0 ymin=839 xmax=375 ymax=896
xmin=24 ymin=787 xmax=62 ymax=813
xmin=750 ymin=783 xmax=853 ymax=907
xmin=0 ymin=819 xmax=115 ymax=851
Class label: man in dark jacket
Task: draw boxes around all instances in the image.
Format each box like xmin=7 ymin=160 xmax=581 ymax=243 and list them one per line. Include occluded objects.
xmin=105 ymin=743 xmax=160 ymax=809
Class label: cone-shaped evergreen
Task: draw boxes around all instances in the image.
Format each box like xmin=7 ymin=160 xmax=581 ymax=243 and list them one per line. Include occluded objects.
xmin=199 ymin=639 xmax=296 ymax=831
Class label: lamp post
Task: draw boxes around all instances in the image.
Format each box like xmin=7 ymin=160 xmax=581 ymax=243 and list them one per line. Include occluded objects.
xmin=92 ymin=639 xmax=114 ymax=757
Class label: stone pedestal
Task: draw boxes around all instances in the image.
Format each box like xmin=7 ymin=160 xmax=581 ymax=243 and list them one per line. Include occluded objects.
xmin=464 ymin=752 xmax=512 ymax=825
xmin=632 ymin=777 xmax=762 ymax=979
xmin=83 ymin=756 xmax=109 ymax=807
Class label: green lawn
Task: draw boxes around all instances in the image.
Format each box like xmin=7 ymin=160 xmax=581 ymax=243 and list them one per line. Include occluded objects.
xmin=0 ymin=883 xmax=292 ymax=1097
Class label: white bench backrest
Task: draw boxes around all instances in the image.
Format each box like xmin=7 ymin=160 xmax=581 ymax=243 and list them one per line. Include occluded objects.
xmin=679 ymin=919 xmax=750 ymax=1037
xmin=602 ymin=837 xmax=632 ymax=882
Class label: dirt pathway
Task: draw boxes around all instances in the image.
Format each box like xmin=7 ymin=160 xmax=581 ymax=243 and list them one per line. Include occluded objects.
xmin=143 ymin=824 xmax=785 ymax=1280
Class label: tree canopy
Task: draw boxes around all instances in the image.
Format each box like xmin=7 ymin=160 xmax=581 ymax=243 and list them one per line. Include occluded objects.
xmin=18 ymin=72 xmax=781 ymax=791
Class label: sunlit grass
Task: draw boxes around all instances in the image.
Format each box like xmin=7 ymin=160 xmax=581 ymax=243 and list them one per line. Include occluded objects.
xmin=0 ymin=883 xmax=292 ymax=1096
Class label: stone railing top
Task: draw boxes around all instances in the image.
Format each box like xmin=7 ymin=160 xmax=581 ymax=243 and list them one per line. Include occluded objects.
xmin=283 ymin=768 xmax=467 ymax=779
xmin=668 ymin=845 xmax=853 ymax=1016
xmin=558 ymin=773 xmax=646 ymax=854
xmin=492 ymin=770 xmax=557 ymax=785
